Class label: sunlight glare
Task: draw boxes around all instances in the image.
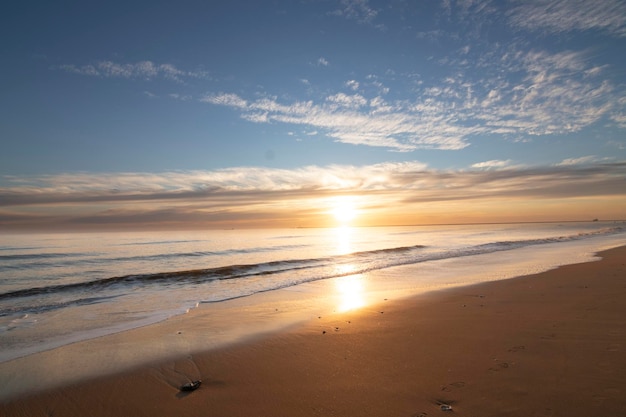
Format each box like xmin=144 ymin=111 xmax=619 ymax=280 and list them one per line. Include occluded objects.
xmin=335 ymin=274 xmax=365 ymax=312
xmin=334 ymin=225 xmax=353 ymax=254
xmin=330 ymin=197 xmax=357 ymax=225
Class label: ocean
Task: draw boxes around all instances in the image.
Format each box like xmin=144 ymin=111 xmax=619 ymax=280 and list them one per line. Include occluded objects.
xmin=1 ymin=222 xmax=624 ymax=366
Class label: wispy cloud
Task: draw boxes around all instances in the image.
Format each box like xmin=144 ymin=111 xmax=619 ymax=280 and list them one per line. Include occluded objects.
xmin=450 ymin=47 xmax=616 ymax=137
xmin=168 ymin=93 xmax=192 ymax=101
xmin=441 ymin=0 xmax=626 ymax=38
xmin=472 ymin=160 xmax=512 ymax=169
xmin=438 ymin=0 xmax=497 ymax=39
xmin=48 ymin=6 xmax=625 ymax=158
xmin=0 ymin=162 xmax=428 ymax=201
xmin=56 ymin=60 xmax=209 ymax=82
xmin=611 ymin=97 xmax=626 ymax=129
xmin=318 ymin=57 xmax=330 ymax=67
xmin=507 ymin=0 xmax=626 ymax=38
xmin=202 ymin=44 xmax=619 ymax=151
xmin=556 ymin=156 xmax=604 ymax=166
xmin=201 ymin=91 xmax=469 ymax=151
xmin=1 ymin=162 xmax=624 ymax=229
xmin=330 ymin=0 xmax=380 ymax=25
xmin=345 ymin=80 xmax=360 ymax=91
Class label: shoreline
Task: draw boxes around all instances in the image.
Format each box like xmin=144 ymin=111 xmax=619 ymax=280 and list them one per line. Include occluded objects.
xmin=1 ymin=226 xmax=622 ymax=370
xmin=2 ymin=245 xmax=625 ymax=415
xmin=0 ymin=238 xmax=617 ymax=401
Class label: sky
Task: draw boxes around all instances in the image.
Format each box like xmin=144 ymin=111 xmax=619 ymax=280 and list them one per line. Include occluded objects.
xmin=1 ymin=0 xmax=625 ymax=230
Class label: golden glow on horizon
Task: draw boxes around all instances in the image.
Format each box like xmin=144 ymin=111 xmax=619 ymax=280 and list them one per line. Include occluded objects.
xmin=3 ymin=184 xmax=625 ymax=232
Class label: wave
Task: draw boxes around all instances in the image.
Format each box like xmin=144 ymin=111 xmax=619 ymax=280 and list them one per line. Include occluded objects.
xmin=0 ymin=246 xmax=42 ymax=252
xmin=195 ymin=226 xmax=624 ymax=303
xmin=0 ymin=243 xmax=310 ymax=274
xmin=0 ymin=252 xmax=92 ymax=261
xmin=0 ymin=226 xmax=622 ymax=307
xmin=0 ymin=244 xmax=427 ymax=302
xmin=108 ymin=243 xmax=310 ymax=262
xmin=0 ymin=295 xmax=120 ymax=317
xmin=117 ymin=239 xmax=210 ymax=246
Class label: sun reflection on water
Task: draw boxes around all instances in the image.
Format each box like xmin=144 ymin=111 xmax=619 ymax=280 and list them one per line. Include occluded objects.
xmin=331 ymin=226 xmax=367 ymax=312
xmin=334 ymin=225 xmax=353 ymax=255
xmin=335 ymin=273 xmax=365 ymax=312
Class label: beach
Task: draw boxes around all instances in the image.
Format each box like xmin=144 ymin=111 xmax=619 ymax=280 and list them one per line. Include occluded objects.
xmin=2 ymin=245 xmax=625 ymax=416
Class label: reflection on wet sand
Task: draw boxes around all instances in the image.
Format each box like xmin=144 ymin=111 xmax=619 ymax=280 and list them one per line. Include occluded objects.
xmin=335 ymin=273 xmax=365 ymax=312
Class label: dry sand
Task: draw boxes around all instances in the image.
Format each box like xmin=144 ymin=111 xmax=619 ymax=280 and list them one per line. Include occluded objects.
xmin=2 ymin=246 xmax=625 ymax=417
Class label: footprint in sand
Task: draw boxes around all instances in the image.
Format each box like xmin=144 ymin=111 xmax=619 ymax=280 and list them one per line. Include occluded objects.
xmin=488 ymin=361 xmax=512 ymax=372
xmin=441 ymin=381 xmax=465 ymax=392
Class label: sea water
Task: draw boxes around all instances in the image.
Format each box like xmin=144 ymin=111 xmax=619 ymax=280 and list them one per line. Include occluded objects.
xmin=1 ymin=222 xmax=624 ymax=365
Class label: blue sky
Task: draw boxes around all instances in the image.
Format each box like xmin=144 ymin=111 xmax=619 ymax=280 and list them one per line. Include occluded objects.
xmin=1 ymin=0 xmax=625 ymax=230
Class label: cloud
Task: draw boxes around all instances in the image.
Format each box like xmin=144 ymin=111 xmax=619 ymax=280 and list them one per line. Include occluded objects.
xmin=202 ymin=43 xmax=621 ymax=151
xmin=0 ymin=162 xmax=427 ymax=202
xmin=345 ymin=80 xmax=360 ymax=90
xmin=441 ymin=0 xmax=626 ymax=38
xmin=610 ymin=97 xmax=626 ymax=129
xmin=201 ymin=93 xmax=248 ymax=108
xmin=0 ymin=161 xmax=626 ymax=228
xmin=607 ymin=139 xmax=626 ymax=151
xmin=331 ymin=0 xmax=379 ymax=25
xmin=507 ymin=0 xmax=626 ymax=38
xmin=57 ymin=60 xmax=209 ymax=82
xmin=472 ymin=160 xmax=512 ymax=169
xmin=326 ymin=92 xmax=368 ymax=109
xmin=168 ymin=93 xmax=192 ymax=101
xmin=437 ymin=0 xmax=498 ymax=39
xmin=556 ymin=156 xmax=602 ymax=166
xmin=462 ymin=47 xmax=618 ymax=137
xmin=202 ymin=92 xmax=469 ymax=151
xmin=53 ymin=20 xmax=623 ymax=154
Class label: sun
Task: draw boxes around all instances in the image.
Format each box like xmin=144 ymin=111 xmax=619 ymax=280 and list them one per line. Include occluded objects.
xmin=331 ymin=197 xmax=357 ymax=225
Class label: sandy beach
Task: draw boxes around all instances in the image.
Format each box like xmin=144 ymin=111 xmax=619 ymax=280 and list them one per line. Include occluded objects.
xmin=2 ymin=246 xmax=625 ymax=416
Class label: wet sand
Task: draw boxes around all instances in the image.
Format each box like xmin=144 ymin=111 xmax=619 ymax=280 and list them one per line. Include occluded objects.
xmin=2 ymin=246 xmax=625 ymax=416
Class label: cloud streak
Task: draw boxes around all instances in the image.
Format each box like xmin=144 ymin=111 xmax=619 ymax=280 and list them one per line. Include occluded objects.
xmin=441 ymin=0 xmax=626 ymax=38
xmin=471 ymin=160 xmax=512 ymax=169
xmin=1 ymin=162 xmax=624 ymax=229
xmin=57 ymin=60 xmax=209 ymax=82
xmin=507 ymin=0 xmax=626 ymax=38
